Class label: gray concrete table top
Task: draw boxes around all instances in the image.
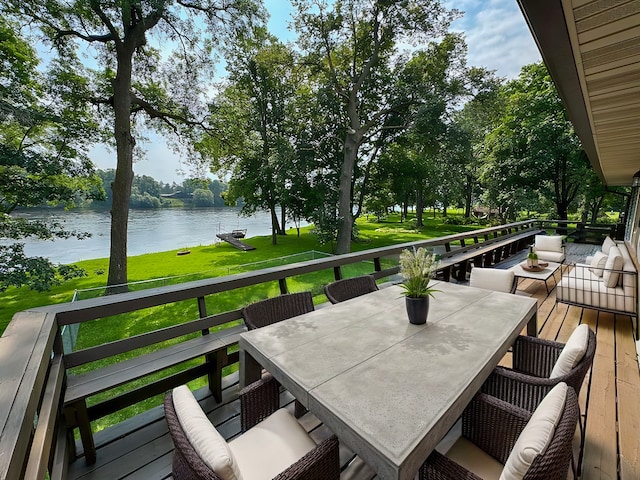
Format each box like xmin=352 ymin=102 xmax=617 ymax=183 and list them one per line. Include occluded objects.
xmin=239 ymin=281 xmax=537 ymax=480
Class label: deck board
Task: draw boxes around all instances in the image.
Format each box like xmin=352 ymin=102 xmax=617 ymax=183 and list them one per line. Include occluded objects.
xmin=67 ymin=245 xmax=639 ymax=480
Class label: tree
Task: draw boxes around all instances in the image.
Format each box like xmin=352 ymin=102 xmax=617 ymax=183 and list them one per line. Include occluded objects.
xmin=292 ymin=0 xmax=458 ymax=253
xmin=1 ymin=18 xmax=104 ymax=291
xmin=206 ymin=28 xmax=304 ymax=245
xmin=2 ymin=0 xmax=262 ymax=290
xmin=483 ymin=62 xmax=590 ymax=221
xmin=192 ymin=188 xmax=215 ymax=207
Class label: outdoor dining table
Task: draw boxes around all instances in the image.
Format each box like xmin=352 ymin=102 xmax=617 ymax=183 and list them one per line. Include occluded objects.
xmin=239 ymin=281 xmax=538 ymax=480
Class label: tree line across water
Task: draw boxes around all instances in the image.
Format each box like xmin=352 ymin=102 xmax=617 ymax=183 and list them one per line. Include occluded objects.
xmin=1 ymin=1 xmax=628 ymax=294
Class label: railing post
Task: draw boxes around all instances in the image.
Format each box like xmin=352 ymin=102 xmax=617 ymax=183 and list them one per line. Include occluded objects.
xmin=198 ymin=297 xmax=209 ymax=335
xmin=333 ymin=266 xmax=342 ymax=281
xmin=279 ymin=278 xmax=289 ymax=294
xmin=374 ymin=257 xmax=382 ymax=272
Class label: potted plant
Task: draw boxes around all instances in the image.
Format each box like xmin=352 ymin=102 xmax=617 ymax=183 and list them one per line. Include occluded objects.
xmin=399 ymin=247 xmax=439 ymax=324
xmin=526 ymin=245 xmax=539 ymax=268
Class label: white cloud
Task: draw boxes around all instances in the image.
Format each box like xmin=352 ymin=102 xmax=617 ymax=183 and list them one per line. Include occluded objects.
xmin=447 ymin=0 xmax=541 ymax=79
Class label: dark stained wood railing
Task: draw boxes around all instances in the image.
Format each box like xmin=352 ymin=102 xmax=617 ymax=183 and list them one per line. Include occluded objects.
xmin=0 ymin=219 xmax=549 ymax=480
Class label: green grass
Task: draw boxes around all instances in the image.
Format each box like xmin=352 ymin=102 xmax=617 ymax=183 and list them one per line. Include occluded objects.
xmin=0 ymin=212 xmax=481 ymax=434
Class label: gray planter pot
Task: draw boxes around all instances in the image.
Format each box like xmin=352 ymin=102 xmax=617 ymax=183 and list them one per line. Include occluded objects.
xmin=405 ymin=296 xmax=429 ymax=325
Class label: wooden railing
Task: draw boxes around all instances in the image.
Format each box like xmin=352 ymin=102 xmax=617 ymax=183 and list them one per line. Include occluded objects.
xmin=0 ymin=220 xmax=544 ymax=480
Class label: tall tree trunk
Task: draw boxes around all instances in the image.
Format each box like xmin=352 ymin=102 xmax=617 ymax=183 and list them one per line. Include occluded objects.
xmin=107 ymin=49 xmax=135 ymax=292
xmin=269 ymin=205 xmax=280 ymax=245
xmin=416 ymin=187 xmax=424 ymax=227
xmin=336 ymin=133 xmax=359 ymax=254
xmin=280 ymin=205 xmax=286 ymax=235
xmin=464 ymin=173 xmax=472 ymax=218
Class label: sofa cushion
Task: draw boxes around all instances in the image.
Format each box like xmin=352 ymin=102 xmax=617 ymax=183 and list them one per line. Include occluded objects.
xmin=589 ymin=251 xmax=608 ymax=277
xmin=173 ymin=385 xmax=242 ymax=480
xmin=500 ymin=383 xmax=568 ymax=480
xmin=550 ymin=324 xmax=590 ymax=379
xmin=602 ymin=236 xmax=616 ymax=255
xmin=229 ymin=408 xmax=316 ymax=480
xmin=535 ymin=235 xmax=563 ymax=253
xmin=470 ymin=268 xmax=515 ymax=293
xmin=602 ymin=246 xmax=624 ymax=288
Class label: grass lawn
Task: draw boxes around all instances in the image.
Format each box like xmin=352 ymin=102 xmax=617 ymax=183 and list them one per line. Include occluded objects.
xmin=0 ymin=211 xmax=482 ymax=434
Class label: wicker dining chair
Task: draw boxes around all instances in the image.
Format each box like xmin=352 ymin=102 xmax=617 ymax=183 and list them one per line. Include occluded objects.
xmin=241 ymin=291 xmax=315 ymax=330
xmin=324 ymin=275 xmax=379 ymax=304
xmin=481 ymin=325 xmax=596 ymax=411
xmin=420 ymin=383 xmax=579 ymax=480
xmin=241 ymin=292 xmax=314 ymax=417
xmin=164 ymin=375 xmax=340 ymax=480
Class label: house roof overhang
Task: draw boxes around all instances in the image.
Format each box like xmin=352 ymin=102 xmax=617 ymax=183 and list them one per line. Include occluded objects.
xmin=517 ymin=0 xmax=640 ymax=186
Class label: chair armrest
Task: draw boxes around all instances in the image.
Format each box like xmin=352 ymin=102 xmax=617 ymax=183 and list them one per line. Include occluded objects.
xmin=419 ymin=450 xmax=484 ymax=479
xmin=239 ymin=374 xmax=280 ymax=432
xmin=274 ymin=436 xmax=340 ymax=480
xmin=512 ymin=335 xmax=564 ymax=378
xmin=481 ymin=366 xmax=559 ymax=412
xmin=462 ymin=393 xmax=531 ymax=465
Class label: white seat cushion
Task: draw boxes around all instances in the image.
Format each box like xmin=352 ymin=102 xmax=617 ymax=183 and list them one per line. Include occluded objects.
xmin=230 ymin=408 xmax=316 ymax=480
xmin=602 ymin=246 xmax=624 ymax=288
xmin=500 ymin=383 xmax=568 ymax=480
xmin=601 ymin=236 xmax=616 ymax=255
xmin=173 ymin=385 xmax=243 ymax=480
xmin=535 ymin=235 xmax=563 ymax=253
xmin=550 ymin=324 xmax=590 ymax=379
xmin=445 ymin=437 xmax=504 ymax=480
xmin=589 ymin=251 xmax=608 ymax=277
xmin=470 ymin=268 xmax=515 ymax=293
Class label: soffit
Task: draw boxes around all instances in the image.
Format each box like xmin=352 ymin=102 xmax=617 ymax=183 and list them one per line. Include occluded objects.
xmin=518 ymin=0 xmax=640 ymax=186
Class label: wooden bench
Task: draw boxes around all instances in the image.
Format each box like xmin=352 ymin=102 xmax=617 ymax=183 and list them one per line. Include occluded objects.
xmin=436 ymin=227 xmax=544 ymax=281
xmin=62 ymin=321 xmax=246 ymax=465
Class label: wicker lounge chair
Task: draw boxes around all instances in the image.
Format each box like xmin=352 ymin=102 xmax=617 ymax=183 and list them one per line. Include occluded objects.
xmin=324 ymin=275 xmax=379 ymax=304
xmin=420 ymin=383 xmax=579 ymax=479
xmin=164 ymin=374 xmax=340 ymax=480
xmin=242 ymin=291 xmax=314 ymax=330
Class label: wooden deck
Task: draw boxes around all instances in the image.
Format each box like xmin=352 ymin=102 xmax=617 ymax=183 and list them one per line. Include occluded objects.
xmin=67 ymin=249 xmax=640 ymax=480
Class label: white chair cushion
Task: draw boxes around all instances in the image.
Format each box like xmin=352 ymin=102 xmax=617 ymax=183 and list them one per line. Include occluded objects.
xmin=550 ymin=324 xmax=590 ymax=379
xmin=535 ymin=235 xmax=563 ymax=253
xmin=445 ymin=437 xmax=504 ymax=479
xmin=500 ymin=383 xmax=568 ymax=480
xmin=589 ymin=251 xmax=608 ymax=277
xmin=602 ymin=246 xmax=624 ymax=288
xmin=230 ymin=408 xmax=316 ymax=480
xmin=173 ymin=385 xmax=243 ymax=480
xmin=601 ymin=236 xmax=616 ymax=255
xmin=470 ymin=268 xmax=515 ymax=293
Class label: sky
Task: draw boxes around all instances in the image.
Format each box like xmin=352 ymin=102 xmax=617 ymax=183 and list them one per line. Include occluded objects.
xmin=89 ymin=0 xmax=542 ymax=184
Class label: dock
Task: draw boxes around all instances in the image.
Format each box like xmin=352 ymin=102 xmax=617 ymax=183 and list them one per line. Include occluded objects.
xmin=216 ymin=232 xmax=256 ymax=251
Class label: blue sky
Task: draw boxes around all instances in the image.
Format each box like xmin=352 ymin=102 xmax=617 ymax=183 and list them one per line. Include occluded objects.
xmin=91 ymin=0 xmax=541 ymax=184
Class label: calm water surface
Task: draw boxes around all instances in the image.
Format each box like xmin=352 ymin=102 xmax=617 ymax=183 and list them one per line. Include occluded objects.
xmin=9 ymin=207 xmax=287 ymax=264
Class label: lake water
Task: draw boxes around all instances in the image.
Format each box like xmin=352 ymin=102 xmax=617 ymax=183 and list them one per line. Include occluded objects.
xmin=8 ymin=207 xmax=294 ymax=264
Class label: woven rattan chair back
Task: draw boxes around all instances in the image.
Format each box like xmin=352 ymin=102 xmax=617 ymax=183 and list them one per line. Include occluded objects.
xmin=242 ymin=291 xmax=314 ymax=330
xmin=522 ymin=386 xmax=579 ymax=479
xmin=164 ymin=393 xmax=224 ymax=480
xmin=324 ymin=275 xmax=379 ymax=304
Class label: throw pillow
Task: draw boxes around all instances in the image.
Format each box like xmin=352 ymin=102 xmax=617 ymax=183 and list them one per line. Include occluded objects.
xmin=601 ymin=236 xmax=616 ymax=255
xmin=549 ymin=324 xmax=590 ymax=378
xmin=173 ymin=385 xmax=243 ymax=480
xmin=602 ymin=246 xmax=624 ymax=288
xmin=588 ymin=251 xmax=608 ymax=277
xmin=500 ymin=383 xmax=568 ymax=480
